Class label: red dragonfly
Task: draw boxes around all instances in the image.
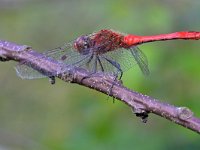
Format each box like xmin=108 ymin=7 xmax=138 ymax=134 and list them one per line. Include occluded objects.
xmin=16 ymin=29 xmax=200 ymax=80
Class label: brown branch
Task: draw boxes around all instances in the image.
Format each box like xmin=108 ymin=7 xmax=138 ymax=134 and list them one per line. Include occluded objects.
xmin=0 ymin=40 xmax=200 ymax=134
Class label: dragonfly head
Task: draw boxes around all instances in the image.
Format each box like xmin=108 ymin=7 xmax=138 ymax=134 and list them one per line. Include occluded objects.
xmin=73 ymin=35 xmax=93 ymax=55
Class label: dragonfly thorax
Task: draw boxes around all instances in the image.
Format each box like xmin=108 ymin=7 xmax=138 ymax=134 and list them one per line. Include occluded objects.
xmin=73 ymin=30 xmax=125 ymax=56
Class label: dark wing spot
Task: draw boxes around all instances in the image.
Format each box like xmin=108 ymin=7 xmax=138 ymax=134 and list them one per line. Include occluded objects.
xmin=61 ymin=55 xmax=67 ymax=60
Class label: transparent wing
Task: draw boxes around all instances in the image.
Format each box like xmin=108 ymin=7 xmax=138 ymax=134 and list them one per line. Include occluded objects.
xmin=15 ymin=42 xmax=87 ymax=79
xmin=15 ymin=54 xmax=52 ymax=79
xmin=15 ymin=65 xmax=47 ymax=79
xmin=100 ymin=48 xmax=137 ymax=72
xmin=95 ymin=46 xmax=149 ymax=76
xmin=15 ymin=38 xmax=97 ymax=79
xmin=130 ymin=46 xmax=150 ymax=75
xmin=15 ymin=38 xmax=149 ymax=80
xmin=62 ymin=47 xmax=139 ymax=75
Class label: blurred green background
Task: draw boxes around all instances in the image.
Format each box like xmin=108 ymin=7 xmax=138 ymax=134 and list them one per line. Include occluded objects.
xmin=0 ymin=0 xmax=200 ymax=149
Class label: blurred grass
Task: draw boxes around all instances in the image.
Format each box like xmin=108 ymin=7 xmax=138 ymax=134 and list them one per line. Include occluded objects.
xmin=0 ymin=0 xmax=200 ymax=149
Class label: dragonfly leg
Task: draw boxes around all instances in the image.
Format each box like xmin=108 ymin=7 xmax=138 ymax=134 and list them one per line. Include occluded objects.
xmin=86 ymin=53 xmax=94 ymax=67
xmin=97 ymin=56 xmax=104 ymax=72
xmin=102 ymin=56 xmax=123 ymax=80
xmin=71 ymin=55 xmax=90 ymax=66
xmin=102 ymin=56 xmax=123 ymax=101
xmin=90 ymin=54 xmax=97 ymax=75
xmin=80 ymin=54 xmax=98 ymax=82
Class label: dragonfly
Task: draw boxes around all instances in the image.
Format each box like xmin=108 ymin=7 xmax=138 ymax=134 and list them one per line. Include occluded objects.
xmin=15 ymin=29 xmax=200 ymax=81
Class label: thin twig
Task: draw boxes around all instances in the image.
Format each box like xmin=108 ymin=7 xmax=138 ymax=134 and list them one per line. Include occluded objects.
xmin=0 ymin=40 xmax=200 ymax=134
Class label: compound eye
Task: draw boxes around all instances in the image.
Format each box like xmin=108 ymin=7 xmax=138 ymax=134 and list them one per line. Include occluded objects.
xmin=73 ymin=35 xmax=92 ymax=55
xmin=83 ymin=41 xmax=89 ymax=49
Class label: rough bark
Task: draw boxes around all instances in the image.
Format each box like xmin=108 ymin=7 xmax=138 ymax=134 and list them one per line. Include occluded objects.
xmin=0 ymin=40 xmax=200 ymax=134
